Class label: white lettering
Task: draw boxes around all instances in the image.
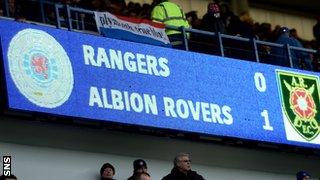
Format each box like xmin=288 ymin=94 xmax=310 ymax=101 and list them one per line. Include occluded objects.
xmin=3 ymin=157 xmax=11 ymax=163
xmin=83 ymin=46 xmax=170 ymax=77
xmin=176 ymin=99 xmax=189 ymax=119
xmin=163 ymin=97 xmax=233 ymax=125
xmin=109 ymin=49 xmax=124 ymax=70
xmin=144 ymin=94 xmax=158 ymax=115
xmin=163 ymin=97 xmax=177 ymax=117
xmin=123 ymin=52 xmax=137 ymax=72
xmin=83 ymin=45 xmax=97 ymax=66
xmin=201 ymin=102 xmax=211 ymax=122
xmin=210 ymin=104 xmax=223 ymax=124
xmin=89 ymin=86 xmax=103 ymax=107
xmin=146 ymin=55 xmax=159 ymax=76
xmin=97 ymin=47 xmax=111 ymax=68
xmin=130 ymin=92 xmax=144 ymax=112
xmin=136 ymin=53 xmax=148 ymax=74
xmin=222 ymin=106 xmax=233 ymax=125
xmin=111 ymin=89 xmax=124 ymax=110
xmin=188 ymin=101 xmax=200 ymax=120
xmin=158 ymin=57 xmax=170 ymax=77
xmin=102 ymin=88 xmax=112 ymax=108
xmin=89 ymin=87 xmax=158 ymax=115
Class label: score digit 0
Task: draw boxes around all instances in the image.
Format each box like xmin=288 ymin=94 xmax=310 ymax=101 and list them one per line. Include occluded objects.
xmin=254 ymin=72 xmax=266 ymax=92
xmin=254 ymin=72 xmax=274 ymax=131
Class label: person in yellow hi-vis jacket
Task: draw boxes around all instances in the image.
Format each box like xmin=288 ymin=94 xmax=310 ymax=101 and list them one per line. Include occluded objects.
xmin=151 ymin=0 xmax=190 ymax=49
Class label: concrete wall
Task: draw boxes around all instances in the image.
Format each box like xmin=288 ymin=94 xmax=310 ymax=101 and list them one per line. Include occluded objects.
xmin=0 ymin=117 xmax=319 ymax=180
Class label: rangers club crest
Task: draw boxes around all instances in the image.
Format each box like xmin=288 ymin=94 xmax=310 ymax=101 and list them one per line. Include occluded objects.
xmin=7 ymin=28 xmax=74 ymax=108
xmin=276 ymin=70 xmax=320 ymax=142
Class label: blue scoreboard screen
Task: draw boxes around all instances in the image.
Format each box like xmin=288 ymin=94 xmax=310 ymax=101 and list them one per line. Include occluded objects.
xmin=1 ymin=19 xmax=320 ymax=149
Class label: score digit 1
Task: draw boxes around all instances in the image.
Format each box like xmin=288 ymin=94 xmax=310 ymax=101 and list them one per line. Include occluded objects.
xmin=261 ymin=110 xmax=274 ymax=131
xmin=254 ymin=72 xmax=274 ymax=131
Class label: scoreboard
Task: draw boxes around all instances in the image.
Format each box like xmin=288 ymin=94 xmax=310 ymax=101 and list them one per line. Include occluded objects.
xmin=0 ymin=19 xmax=320 ymax=149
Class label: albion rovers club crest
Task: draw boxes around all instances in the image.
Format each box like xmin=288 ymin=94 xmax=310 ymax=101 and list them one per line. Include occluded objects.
xmin=7 ymin=29 xmax=74 ymax=108
xmin=276 ymin=70 xmax=320 ymax=142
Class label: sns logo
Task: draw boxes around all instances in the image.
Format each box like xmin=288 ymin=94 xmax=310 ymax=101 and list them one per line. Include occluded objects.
xmin=2 ymin=156 xmax=11 ymax=176
xmin=7 ymin=29 xmax=74 ymax=108
xmin=276 ymin=70 xmax=320 ymax=143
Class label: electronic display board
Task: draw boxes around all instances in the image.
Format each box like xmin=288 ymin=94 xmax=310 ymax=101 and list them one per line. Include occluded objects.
xmin=0 ymin=19 xmax=319 ymax=149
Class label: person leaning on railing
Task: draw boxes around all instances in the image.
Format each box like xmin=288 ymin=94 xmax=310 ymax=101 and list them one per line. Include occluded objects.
xmin=150 ymin=0 xmax=190 ymax=49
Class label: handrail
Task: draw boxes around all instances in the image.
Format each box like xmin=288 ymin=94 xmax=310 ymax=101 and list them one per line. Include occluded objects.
xmin=220 ymin=34 xmax=250 ymax=42
xmin=290 ymin=46 xmax=317 ymax=53
xmin=255 ymin=40 xmax=283 ymax=48
xmin=69 ymin=6 xmax=95 ymax=15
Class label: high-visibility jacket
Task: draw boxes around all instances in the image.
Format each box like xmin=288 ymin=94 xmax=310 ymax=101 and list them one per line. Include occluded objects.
xmin=151 ymin=1 xmax=190 ymax=36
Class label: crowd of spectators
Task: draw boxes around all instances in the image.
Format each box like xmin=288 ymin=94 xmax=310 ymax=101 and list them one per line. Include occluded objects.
xmin=1 ymin=0 xmax=320 ymax=71
xmin=0 ymin=155 xmax=315 ymax=179
xmin=98 ymin=155 xmax=312 ymax=180
xmin=100 ymin=154 xmax=204 ymax=180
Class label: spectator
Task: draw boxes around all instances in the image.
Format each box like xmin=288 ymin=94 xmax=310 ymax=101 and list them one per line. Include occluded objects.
xmin=151 ymin=0 xmax=190 ymax=49
xmin=227 ymin=12 xmax=254 ymax=38
xmin=100 ymin=163 xmax=116 ymax=180
xmin=186 ymin=11 xmax=201 ymax=29
xmin=109 ymin=0 xmax=126 ymax=16
xmin=271 ymin=25 xmax=281 ymax=41
xmin=91 ymin=0 xmax=112 ymax=12
xmin=313 ymin=15 xmax=320 ymax=47
xmin=296 ymin=171 xmax=311 ymax=180
xmin=0 ymin=174 xmax=17 ymax=180
xmin=128 ymin=159 xmax=148 ymax=180
xmin=237 ymin=11 xmax=255 ymax=38
xmin=239 ymin=11 xmax=253 ymax=24
xmin=273 ymin=27 xmax=308 ymax=69
xmin=15 ymin=0 xmax=44 ymax=22
xmin=290 ymin=28 xmax=303 ymax=43
xmin=162 ymin=153 xmax=204 ymax=180
xmin=134 ymin=172 xmax=152 ymax=180
xmin=200 ymin=0 xmax=226 ymax=33
xmin=220 ymin=3 xmax=232 ymax=28
xmin=0 ymin=0 xmax=3 ymax=16
xmin=137 ymin=3 xmax=152 ymax=19
xmin=239 ymin=11 xmax=255 ymax=38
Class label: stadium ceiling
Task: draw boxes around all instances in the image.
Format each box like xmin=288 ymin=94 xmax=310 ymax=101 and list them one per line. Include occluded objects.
xmin=249 ymin=0 xmax=320 ymax=16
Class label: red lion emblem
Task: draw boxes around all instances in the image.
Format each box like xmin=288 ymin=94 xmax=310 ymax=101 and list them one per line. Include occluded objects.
xmin=31 ymin=55 xmax=48 ymax=79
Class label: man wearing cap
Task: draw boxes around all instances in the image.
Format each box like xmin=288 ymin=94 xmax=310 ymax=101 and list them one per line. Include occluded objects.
xmin=100 ymin=163 xmax=116 ymax=180
xmin=127 ymin=159 xmax=148 ymax=180
xmin=162 ymin=153 xmax=204 ymax=180
xmin=296 ymin=171 xmax=311 ymax=180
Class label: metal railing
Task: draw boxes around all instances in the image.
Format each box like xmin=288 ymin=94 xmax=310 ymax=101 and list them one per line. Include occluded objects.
xmin=52 ymin=4 xmax=319 ymax=71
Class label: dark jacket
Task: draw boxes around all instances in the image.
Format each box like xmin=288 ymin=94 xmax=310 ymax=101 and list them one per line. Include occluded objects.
xmin=273 ymin=34 xmax=306 ymax=68
xmin=200 ymin=2 xmax=226 ymax=34
xmin=162 ymin=167 xmax=205 ymax=180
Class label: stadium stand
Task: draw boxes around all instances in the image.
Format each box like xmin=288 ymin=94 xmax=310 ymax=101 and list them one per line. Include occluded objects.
xmin=1 ymin=0 xmax=319 ymax=71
